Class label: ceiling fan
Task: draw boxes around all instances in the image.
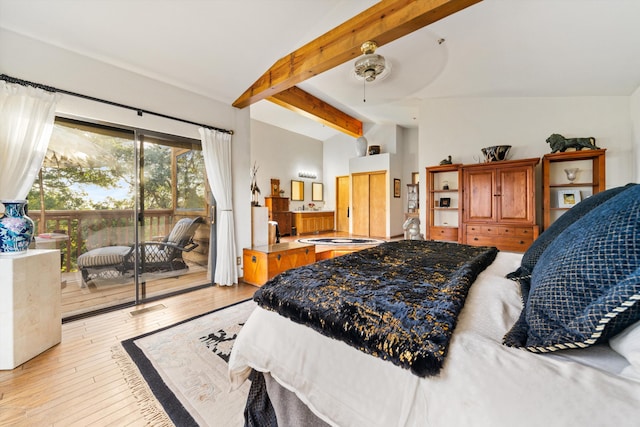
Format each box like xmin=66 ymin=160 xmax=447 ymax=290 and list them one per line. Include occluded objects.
xmin=353 ymin=41 xmax=389 ymax=83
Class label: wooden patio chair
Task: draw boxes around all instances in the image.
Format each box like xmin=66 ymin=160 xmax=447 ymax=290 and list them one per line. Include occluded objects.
xmin=77 ymin=217 xmax=204 ymax=287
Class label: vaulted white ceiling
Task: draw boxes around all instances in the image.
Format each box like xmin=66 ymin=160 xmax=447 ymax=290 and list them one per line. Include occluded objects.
xmin=2 ymin=0 xmax=640 ymax=141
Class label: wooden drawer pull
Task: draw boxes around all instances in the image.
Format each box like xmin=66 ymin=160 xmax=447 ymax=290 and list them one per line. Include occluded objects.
xmin=277 ymin=254 xmax=281 ymax=261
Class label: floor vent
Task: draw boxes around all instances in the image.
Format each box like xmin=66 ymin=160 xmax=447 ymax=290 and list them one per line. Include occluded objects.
xmin=129 ymin=304 xmax=166 ymax=317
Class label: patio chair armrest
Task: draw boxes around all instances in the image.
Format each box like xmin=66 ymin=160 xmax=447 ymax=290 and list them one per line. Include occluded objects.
xmin=181 ymin=241 xmax=199 ymax=252
xmin=138 ymin=241 xmax=199 ymax=253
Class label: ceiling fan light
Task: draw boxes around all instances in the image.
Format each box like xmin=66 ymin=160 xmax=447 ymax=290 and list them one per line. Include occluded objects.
xmin=354 ymin=54 xmax=386 ymax=81
xmin=354 ymin=41 xmax=386 ymax=82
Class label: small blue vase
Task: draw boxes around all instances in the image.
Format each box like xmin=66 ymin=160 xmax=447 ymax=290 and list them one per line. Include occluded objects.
xmin=0 ymin=200 xmax=35 ymax=254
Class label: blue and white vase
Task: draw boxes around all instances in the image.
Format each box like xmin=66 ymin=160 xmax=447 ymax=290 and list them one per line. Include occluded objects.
xmin=0 ymin=200 xmax=35 ymax=254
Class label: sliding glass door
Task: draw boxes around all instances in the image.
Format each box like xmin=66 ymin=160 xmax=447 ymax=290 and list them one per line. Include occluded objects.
xmin=136 ymin=131 xmax=211 ymax=301
xmin=29 ymin=117 xmax=212 ymax=319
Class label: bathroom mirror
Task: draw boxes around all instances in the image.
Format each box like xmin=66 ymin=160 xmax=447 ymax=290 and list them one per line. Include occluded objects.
xmin=312 ymin=182 xmax=323 ymax=201
xmin=291 ymin=180 xmax=304 ymax=201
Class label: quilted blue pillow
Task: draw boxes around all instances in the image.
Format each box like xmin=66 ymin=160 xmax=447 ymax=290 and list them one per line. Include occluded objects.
xmin=506 ymin=183 xmax=637 ymax=282
xmin=506 ymin=184 xmax=640 ymax=352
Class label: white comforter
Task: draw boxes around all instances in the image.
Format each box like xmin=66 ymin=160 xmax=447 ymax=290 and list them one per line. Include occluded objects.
xmin=229 ymin=252 xmax=640 ymax=427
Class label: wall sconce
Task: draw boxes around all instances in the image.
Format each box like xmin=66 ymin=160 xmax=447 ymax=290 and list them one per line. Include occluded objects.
xmin=298 ymin=171 xmax=317 ymax=179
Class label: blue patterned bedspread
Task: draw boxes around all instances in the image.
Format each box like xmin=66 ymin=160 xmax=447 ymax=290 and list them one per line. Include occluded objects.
xmin=253 ymin=240 xmax=498 ymax=377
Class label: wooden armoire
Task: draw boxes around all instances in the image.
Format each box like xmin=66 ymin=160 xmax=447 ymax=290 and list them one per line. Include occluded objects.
xmin=461 ymin=157 xmax=539 ymax=252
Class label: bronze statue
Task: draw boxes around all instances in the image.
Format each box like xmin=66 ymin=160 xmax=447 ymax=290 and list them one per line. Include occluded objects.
xmin=546 ymin=134 xmax=599 ymax=153
xmin=439 ymin=155 xmax=452 ymax=165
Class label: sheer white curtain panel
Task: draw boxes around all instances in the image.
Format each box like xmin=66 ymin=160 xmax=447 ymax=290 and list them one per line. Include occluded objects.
xmin=0 ymin=82 xmax=58 ymax=200
xmin=199 ymin=127 xmax=238 ymax=286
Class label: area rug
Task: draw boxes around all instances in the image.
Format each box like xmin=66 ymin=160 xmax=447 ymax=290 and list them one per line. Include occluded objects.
xmin=113 ymin=299 xmax=256 ymax=427
xmin=297 ymin=237 xmax=386 ymax=245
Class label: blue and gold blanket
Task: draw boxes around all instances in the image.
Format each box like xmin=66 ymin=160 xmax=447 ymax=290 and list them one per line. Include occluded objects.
xmin=253 ymin=240 xmax=498 ymax=377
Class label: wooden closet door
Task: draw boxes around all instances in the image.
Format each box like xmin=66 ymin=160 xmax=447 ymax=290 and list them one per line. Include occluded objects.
xmin=352 ymin=173 xmax=370 ymax=236
xmin=336 ymin=175 xmax=350 ymax=233
xmin=368 ymin=172 xmax=387 ymax=238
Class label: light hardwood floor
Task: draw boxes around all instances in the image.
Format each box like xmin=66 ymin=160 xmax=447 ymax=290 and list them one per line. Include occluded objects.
xmin=0 ymin=283 xmax=257 ymax=426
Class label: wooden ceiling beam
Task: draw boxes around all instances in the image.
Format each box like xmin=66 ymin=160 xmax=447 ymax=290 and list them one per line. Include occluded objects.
xmin=233 ymin=0 xmax=482 ymax=109
xmin=268 ymin=86 xmax=363 ymax=138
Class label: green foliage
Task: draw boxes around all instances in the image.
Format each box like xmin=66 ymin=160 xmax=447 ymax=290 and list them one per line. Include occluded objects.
xmin=28 ymin=137 xmax=177 ymax=211
xmin=143 ymin=143 xmax=173 ymax=209
xmin=176 ymin=150 xmax=205 ymax=210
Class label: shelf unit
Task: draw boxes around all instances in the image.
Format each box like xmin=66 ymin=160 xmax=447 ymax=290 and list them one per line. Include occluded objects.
xmin=406 ymin=183 xmax=419 ymax=214
xmin=426 ymin=164 xmax=462 ymax=242
xmin=542 ymin=149 xmax=606 ymax=230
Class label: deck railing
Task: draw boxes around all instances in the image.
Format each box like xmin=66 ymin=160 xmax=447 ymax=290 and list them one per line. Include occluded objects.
xmin=33 ymin=209 xmax=175 ymax=272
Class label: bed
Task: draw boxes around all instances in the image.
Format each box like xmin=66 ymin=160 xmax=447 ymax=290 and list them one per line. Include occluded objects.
xmin=229 ymin=183 xmax=640 ymax=427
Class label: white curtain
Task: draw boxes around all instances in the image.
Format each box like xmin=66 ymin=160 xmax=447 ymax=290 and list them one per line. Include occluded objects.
xmin=0 ymin=81 xmax=58 ymax=200
xmin=199 ymin=127 xmax=238 ymax=286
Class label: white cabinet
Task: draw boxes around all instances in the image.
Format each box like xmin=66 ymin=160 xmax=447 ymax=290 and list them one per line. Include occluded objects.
xmin=0 ymin=250 xmax=61 ymax=369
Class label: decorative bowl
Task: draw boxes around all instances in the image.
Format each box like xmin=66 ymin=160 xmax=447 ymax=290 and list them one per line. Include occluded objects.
xmin=368 ymin=145 xmax=381 ymax=155
xmin=481 ymin=145 xmax=511 ymax=162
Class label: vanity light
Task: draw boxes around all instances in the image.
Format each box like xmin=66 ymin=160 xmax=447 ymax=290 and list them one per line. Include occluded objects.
xmin=298 ymin=171 xmax=317 ymax=179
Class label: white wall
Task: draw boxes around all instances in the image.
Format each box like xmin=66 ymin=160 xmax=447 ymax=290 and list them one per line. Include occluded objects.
xmin=322 ymin=124 xmax=415 ymax=238
xmin=250 ymin=120 xmax=324 ymax=211
xmin=631 ymin=87 xmax=640 ymax=183
xmin=323 ymin=132 xmax=357 ymax=212
xmin=418 ymin=96 xmax=636 ymax=235
xmin=401 ymin=127 xmax=420 ymax=183
xmin=1 ymin=29 xmax=252 ymax=280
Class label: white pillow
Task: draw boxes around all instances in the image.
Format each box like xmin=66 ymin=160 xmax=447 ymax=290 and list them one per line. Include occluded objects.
xmin=609 ymin=320 xmax=640 ymax=374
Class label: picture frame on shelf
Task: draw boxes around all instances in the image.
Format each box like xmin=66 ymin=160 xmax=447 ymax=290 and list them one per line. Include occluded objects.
xmin=270 ymin=178 xmax=280 ymax=196
xmin=558 ymin=190 xmax=581 ymax=208
xmin=394 ymin=179 xmax=401 ymax=198
xmin=439 ymin=197 xmax=451 ymax=208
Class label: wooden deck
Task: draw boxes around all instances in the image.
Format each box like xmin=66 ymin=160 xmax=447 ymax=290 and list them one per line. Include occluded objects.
xmin=60 ymin=264 xmax=210 ymax=319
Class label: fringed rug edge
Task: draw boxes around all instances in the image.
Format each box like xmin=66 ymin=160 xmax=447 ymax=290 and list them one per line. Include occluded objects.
xmin=111 ymin=344 xmax=174 ymax=427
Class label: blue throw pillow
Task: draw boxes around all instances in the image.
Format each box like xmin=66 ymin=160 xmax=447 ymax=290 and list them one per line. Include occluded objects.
xmin=506 ymin=183 xmax=636 ymax=282
xmin=504 ymin=184 xmax=640 ymax=352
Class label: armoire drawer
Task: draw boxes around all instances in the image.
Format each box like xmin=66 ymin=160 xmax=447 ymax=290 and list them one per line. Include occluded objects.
xmin=429 ymin=226 xmax=458 ymax=242
xmin=465 ymin=225 xmax=538 ymax=252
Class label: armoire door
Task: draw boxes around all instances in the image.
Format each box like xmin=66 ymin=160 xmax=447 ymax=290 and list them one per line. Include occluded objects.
xmin=463 ymin=168 xmax=496 ymax=222
xmin=496 ymin=165 xmax=535 ymax=223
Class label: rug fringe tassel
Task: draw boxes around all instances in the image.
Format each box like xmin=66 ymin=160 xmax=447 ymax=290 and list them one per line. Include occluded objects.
xmin=111 ymin=344 xmax=174 ymax=427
